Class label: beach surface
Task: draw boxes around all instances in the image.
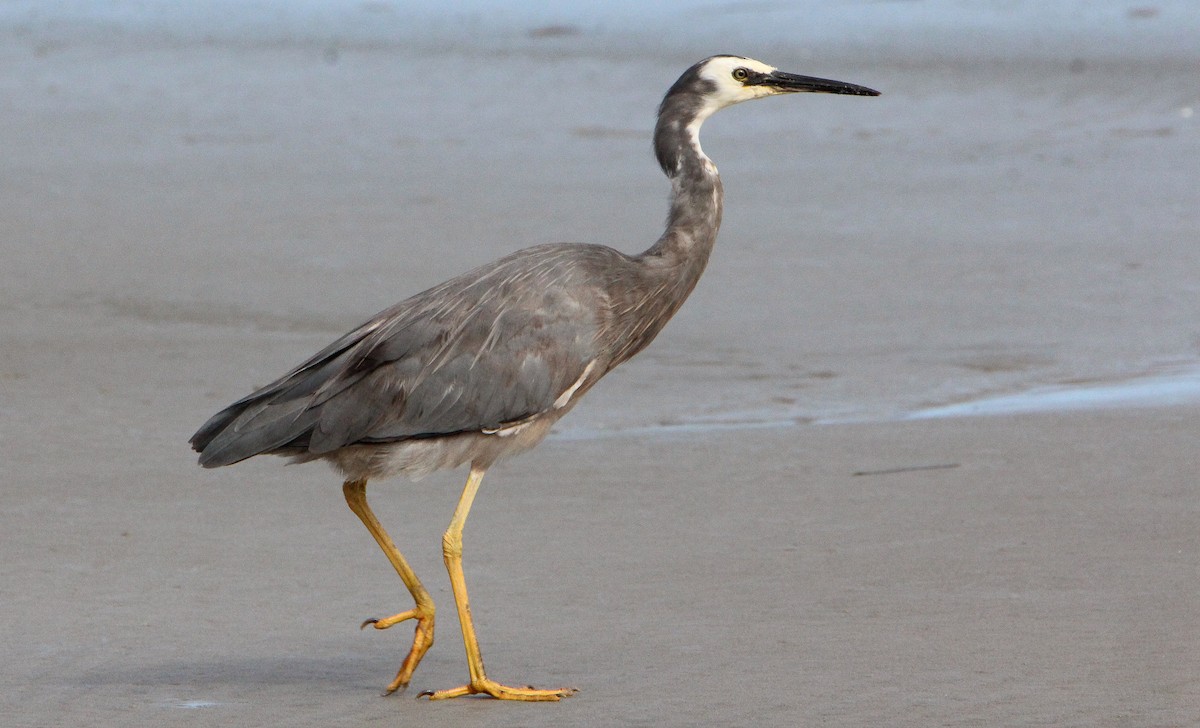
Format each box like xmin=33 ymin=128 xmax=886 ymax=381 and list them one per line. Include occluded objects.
xmin=2 ymin=3 xmax=1197 ymax=726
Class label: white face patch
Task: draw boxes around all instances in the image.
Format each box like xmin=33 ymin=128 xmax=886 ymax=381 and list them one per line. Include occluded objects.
xmin=695 ymin=56 xmax=779 ymax=115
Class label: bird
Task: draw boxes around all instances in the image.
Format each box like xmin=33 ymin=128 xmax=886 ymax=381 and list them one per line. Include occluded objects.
xmin=191 ymin=55 xmax=878 ymax=702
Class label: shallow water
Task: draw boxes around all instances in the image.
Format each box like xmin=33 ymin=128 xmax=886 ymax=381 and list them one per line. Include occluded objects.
xmin=554 ymin=364 xmax=1200 ymax=439
xmin=904 ymin=365 xmax=1200 ymax=420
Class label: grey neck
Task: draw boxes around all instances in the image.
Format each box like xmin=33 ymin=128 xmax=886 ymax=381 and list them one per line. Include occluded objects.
xmin=600 ymin=91 xmax=725 ymax=366
xmin=640 ymin=92 xmax=724 ymax=275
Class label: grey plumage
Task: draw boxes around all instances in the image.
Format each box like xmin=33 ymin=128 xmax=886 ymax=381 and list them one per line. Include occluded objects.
xmin=196 ymin=247 xmax=604 ymax=459
xmin=190 ymin=236 xmax=702 ymax=478
xmin=189 ymin=55 xmax=878 ymax=700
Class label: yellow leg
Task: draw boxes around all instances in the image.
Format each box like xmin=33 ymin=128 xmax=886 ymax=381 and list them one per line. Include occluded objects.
xmin=343 ymin=479 xmax=435 ymax=694
xmin=421 ymin=466 xmax=576 ymax=702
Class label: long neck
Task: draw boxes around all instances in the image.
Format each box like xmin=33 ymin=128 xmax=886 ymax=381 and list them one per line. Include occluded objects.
xmin=644 ymin=101 xmax=724 ymax=269
xmin=607 ymin=97 xmax=724 ymax=365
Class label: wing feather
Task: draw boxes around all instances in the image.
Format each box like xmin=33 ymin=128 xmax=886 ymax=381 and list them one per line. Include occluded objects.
xmin=192 ymin=244 xmax=626 ymax=468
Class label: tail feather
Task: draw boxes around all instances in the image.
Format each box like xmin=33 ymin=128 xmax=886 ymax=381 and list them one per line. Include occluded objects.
xmin=191 ymin=395 xmax=317 ymax=468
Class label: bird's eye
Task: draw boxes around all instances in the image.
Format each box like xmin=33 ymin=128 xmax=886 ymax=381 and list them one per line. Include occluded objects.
xmin=732 ymin=67 xmax=750 ymax=82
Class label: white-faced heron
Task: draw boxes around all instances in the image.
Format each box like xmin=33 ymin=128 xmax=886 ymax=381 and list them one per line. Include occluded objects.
xmin=191 ymin=55 xmax=879 ymax=701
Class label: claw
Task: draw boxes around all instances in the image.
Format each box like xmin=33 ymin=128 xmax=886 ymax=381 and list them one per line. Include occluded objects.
xmin=360 ymin=618 xmax=379 ymax=630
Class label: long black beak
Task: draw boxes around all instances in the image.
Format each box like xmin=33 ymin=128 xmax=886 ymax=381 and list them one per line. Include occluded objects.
xmin=753 ymin=70 xmax=880 ymax=97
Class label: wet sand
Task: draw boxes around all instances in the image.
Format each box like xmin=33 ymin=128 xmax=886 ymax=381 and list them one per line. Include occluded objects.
xmin=3 ymin=8 xmax=1198 ymax=727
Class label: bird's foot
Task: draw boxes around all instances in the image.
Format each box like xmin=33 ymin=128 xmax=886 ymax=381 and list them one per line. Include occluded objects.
xmin=419 ymin=677 xmax=577 ymax=702
xmin=359 ymin=606 xmax=435 ymax=694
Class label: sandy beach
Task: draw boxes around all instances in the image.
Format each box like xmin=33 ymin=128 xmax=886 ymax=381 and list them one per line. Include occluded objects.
xmin=2 ymin=3 xmax=1198 ymax=726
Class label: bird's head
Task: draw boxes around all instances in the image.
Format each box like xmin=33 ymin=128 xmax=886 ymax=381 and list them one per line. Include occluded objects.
xmin=665 ymin=55 xmax=879 ymax=123
xmin=698 ymin=55 xmax=880 ymax=108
